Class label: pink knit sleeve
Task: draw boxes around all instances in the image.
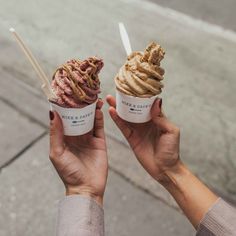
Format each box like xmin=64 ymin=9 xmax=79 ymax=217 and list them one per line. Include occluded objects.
xmin=56 ymin=195 xmax=104 ymax=236
xmin=196 ymin=198 xmax=236 ymax=236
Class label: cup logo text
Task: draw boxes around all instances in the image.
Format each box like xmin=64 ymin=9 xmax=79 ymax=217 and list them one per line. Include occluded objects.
xmin=62 ymin=111 xmax=93 ymax=121
xmin=122 ymin=100 xmax=151 ymax=109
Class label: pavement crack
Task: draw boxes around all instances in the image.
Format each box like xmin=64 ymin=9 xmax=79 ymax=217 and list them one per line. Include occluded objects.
xmin=105 ymin=133 xmax=181 ymax=211
xmin=0 ymin=132 xmax=47 ymax=171
xmin=0 ymin=95 xmax=47 ymax=129
xmin=108 ymin=166 xmax=181 ymax=213
xmin=106 ymin=133 xmax=236 ymax=208
xmin=1 ymin=65 xmax=43 ymax=99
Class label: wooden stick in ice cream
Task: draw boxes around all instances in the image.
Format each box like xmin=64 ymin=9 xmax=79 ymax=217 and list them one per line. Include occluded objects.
xmin=9 ymin=28 xmax=56 ymax=100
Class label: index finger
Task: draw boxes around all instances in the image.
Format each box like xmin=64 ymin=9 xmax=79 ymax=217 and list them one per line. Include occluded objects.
xmin=106 ymin=95 xmax=116 ymax=108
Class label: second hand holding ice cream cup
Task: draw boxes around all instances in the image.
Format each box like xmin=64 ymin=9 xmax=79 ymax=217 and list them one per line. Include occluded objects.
xmin=50 ymin=57 xmax=104 ymax=136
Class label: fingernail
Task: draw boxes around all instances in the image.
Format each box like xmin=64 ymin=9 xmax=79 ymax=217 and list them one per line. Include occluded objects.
xmin=49 ymin=111 xmax=54 ymax=121
xmin=159 ymin=98 xmax=162 ymax=109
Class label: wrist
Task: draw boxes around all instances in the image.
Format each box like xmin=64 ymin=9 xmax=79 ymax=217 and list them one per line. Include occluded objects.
xmin=66 ymin=186 xmax=103 ymax=206
xmin=157 ymin=161 xmax=218 ymax=228
xmin=157 ymin=160 xmax=190 ymax=188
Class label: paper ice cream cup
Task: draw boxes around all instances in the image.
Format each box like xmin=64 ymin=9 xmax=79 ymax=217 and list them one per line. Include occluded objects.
xmin=116 ymin=90 xmax=158 ymax=123
xmin=50 ymin=101 xmax=97 ymax=136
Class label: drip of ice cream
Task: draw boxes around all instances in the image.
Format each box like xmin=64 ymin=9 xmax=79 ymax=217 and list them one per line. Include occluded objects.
xmin=51 ymin=57 xmax=103 ymax=108
xmin=115 ymin=42 xmax=165 ymax=98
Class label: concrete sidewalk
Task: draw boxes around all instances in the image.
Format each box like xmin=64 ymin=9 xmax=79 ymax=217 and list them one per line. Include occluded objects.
xmin=0 ymin=134 xmax=194 ymax=236
xmin=0 ymin=70 xmax=194 ymax=235
xmin=0 ymin=0 xmax=236 ymax=235
xmin=150 ymin=0 xmax=236 ymax=31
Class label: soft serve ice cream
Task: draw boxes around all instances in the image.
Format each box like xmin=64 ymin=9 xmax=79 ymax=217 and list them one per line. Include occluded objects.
xmin=50 ymin=56 xmax=104 ymax=136
xmin=115 ymin=42 xmax=165 ymax=123
xmin=115 ymin=42 xmax=165 ymax=98
xmin=51 ymin=57 xmax=103 ymax=108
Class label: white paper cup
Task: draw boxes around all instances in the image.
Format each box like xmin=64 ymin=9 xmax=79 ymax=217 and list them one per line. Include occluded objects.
xmin=50 ymin=101 xmax=97 ymax=136
xmin=116 ymin=90 xmax=158 ymax=123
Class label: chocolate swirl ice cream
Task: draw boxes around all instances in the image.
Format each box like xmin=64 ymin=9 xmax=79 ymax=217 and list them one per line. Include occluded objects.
xmin=51 ymin=57 xmax=103 ymax=108
xmin=115 ymin=42 xmax=165 ymax=98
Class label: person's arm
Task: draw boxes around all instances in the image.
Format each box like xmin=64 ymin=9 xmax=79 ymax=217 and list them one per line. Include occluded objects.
xmin=160 ymin=161 xmax=218 ymax=228
xmin=107 ymin=95 xmax=236 ymax=235
xmin=49 ymin=99 xmax=107 ymax=236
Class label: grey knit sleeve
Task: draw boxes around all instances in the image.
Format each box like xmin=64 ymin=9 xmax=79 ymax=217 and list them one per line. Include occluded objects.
xmin=196 ymin=198 xmax=236 ymax=236
xmin=56 ymin=195 xmax=104 ymax=236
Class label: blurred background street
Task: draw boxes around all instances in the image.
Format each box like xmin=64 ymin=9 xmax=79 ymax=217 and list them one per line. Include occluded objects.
xmin=0 ymin=0 xmax=236 ymax=235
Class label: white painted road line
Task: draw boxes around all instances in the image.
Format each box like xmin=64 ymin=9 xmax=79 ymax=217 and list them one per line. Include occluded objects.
xmin=121 ymin=0 xmax=236 ymax=43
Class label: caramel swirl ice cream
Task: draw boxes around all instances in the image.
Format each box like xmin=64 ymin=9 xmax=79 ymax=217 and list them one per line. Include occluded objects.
xmin=51 ymin=57 xmax=103 ymax=108
xmin=115 ymin=42 xmax=165 ymax=98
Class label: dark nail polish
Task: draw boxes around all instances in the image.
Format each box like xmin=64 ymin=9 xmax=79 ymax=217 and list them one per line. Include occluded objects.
xmin=159 ymin=98 xmax=162 ymax=109
xmin=49 ymin=111 xmax=54 ymax=121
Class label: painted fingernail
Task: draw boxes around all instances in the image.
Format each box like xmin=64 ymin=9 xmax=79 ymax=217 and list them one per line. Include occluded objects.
xmin=159 ymin=98 xmax=162 ymax=109
xmin=49 ymin=111 xmax=54 ymax=121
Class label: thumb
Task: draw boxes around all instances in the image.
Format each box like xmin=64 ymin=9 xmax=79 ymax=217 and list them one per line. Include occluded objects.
xmin=49 ymin=111 xmax=65 ymax=158
xmin=151 ymin=99 xmax=179 ymax=134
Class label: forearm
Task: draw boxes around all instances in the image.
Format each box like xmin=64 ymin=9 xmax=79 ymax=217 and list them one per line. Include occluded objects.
xmin=160 ymin=161 xmax=218 ymax=229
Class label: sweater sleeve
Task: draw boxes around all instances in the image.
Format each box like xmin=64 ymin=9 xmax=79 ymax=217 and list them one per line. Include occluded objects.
xmin=196 ymin=198 xmax=236 ymax=236
xmin=56 ymin=195 xmax=104 ymax=236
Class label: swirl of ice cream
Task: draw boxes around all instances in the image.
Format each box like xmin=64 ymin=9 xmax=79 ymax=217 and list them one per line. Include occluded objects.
xmin=115 ymin=42 xmax=165 ymax=98
xmin=51 ymin=57 xmax=103 ymax=108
